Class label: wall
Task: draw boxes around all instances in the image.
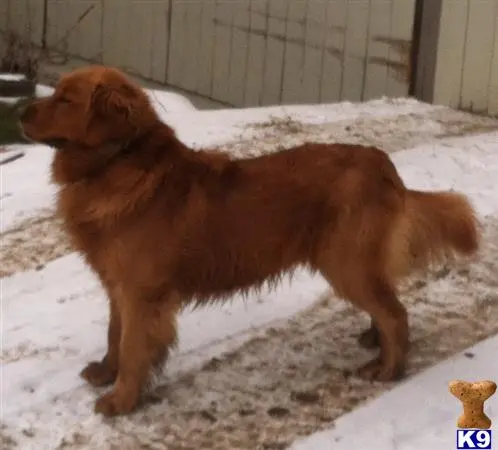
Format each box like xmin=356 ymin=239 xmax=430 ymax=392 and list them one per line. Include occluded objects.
xmin=430 ymin=0 xmax=498 ymax=116
xmin=0 ymin=0 xmax=417 ymax=107
xmin=166 ymin=0 xmax=416 ymax=106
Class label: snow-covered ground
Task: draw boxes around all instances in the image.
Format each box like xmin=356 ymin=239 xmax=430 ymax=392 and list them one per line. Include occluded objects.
xmin=291 ymin=336 xmax=498 ymax=450
xmin=1 ymin=86 xmax=498 ymax=450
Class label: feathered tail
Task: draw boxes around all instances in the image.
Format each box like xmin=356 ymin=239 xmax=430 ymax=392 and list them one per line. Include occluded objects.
xmin=388 ymin=190 xmax=480 ymax=278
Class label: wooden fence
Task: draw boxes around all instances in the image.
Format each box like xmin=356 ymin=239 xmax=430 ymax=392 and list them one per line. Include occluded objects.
xmin=1 ymin=0 xmax=426 ymax=109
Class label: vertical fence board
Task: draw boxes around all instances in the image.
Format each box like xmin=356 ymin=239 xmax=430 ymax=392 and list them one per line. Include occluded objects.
xmin=150 ymin=1 xmax=171 ymax=83
xmin=413 ymin=0 xmax=442 ymax=103
xmin=103 ymin=0 xmax=132 ymax=69
xmin=45 ymin=1 xmax=64 ymax=55
xmin=0 ymin=0 xmax=8 ymax=32
xmin=488 ymin=9 xmax=498 ymax=115
xmin=281 ymin=1 xmax=307 ymax=104
xmin=180 ymin=0 xmax=203 ymax=93
xmin=166 ymin=0 xmax=186 ymax=88
xmin=227 ymin=0 xmax=250 ymax=106
xmin=27 ymin=0 xmax=44 ymax=46
xmin=244 ymin=0 xmax=268 ymax=106
xmin=48 ymin=1 xmax=71 ymax=57
xmin=212 ymin=1 xmax=234 ymax=103
xmin=301 ymin=0 xmax=327 ymax=104
xmin=363 ymin=0 xmax=392 ymax=101
xmin=45 ymin=0 xmax=58 ymax=50
xmin=75 ymin=1 xmax=102 ymax=62
xmin=6 ymin=1 xmax=26 ymax=40
xmin=385 ymin=0 xmax=415 ymax=98
xmin=66 ymin=1 xmax=80 ymax=58
xmin=260 ymin=0 xmax=287 ymax=106
xmin=432 ymin=0 xmax=469 ymax=108
xmin=196 ymin=1 xmax=216 ymax=97
xmin=460 ymin=0 xmax=496 ymax=113
xmin=319 ymin=0 xmax=347 ymax=103
xmin=341 ymin=0 xmax=370 ymax=102
xmin=126 ymin=2 xmax=155 ymax=78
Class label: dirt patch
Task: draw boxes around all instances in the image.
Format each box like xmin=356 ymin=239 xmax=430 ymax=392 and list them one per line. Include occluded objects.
xmin=0 ymin=427 xmax=18 ymax=450
xmin=0 ymin=213 xmax=70 ymax=277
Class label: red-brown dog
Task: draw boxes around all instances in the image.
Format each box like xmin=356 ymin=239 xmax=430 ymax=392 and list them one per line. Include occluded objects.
xmin=20 ymin=66 xmax=480 ymax=416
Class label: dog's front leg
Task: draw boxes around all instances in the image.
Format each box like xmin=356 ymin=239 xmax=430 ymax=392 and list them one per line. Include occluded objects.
xmin=80 ymin=294 xmax=121 ymax=387
xmin=94 ymin=293 xmax=179 ymax=416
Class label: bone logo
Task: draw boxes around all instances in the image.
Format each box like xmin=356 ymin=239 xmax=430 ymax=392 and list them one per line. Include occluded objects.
xmin=449 ymin=380 xmax=496 ymax=449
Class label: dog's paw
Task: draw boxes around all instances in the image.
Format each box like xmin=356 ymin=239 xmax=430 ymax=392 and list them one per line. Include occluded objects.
xmin=356 ymin=357 xmax=405 ymax=382
xmin=94 ymin=389 xmax=137 ymax=417
xmin=80 ymin=361 xmax=116 ymax=387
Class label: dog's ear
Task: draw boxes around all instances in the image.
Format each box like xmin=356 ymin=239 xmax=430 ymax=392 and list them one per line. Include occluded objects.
xmin=91 ymin=83 xmax=136 ymax=118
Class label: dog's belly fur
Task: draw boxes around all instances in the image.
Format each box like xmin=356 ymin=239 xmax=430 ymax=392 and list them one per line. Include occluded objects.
xmin=171 ymin=188 xmax=334 ymax=298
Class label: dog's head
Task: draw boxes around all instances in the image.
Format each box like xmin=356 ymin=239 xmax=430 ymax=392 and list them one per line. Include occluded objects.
xmin=20 ymin=65 xmax=158 ymax=149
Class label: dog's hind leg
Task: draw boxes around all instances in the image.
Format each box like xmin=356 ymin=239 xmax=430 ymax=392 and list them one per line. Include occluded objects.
xmin=94 ymin=293 xmax=179 ymax=416
xmin=320 ymin=262 xmax=408 ymax=381
xmin=350 ymin=277 xmax=409 ymax=381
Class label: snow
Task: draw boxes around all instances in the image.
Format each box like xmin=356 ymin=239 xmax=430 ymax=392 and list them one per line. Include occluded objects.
xmin=164 ymin=97 xmax=440 ymax=148
xmin=146 ymin=88 xmax=196 ymax=113
xmin=35 ymin=84 xmax=54 ymax=98
xmin=0 ymin=74 xmax=26 ymax=81
xmin=1 ymin=144 xmax=56 ymax=232
xmin=2 ymin=92 xmax=498 ymax=449
xmin=291 ymin=336 xmax=498 ymax=450
xmin=394 ymin=133 xmax=498 ymax=217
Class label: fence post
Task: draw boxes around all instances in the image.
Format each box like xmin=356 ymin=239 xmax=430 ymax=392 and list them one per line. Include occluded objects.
xmin=411 ymin=0 xmax=443 ymax=103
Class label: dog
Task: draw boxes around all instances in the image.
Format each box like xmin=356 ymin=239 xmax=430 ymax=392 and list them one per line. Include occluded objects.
xmin=20 ymin=66 xmax=480 ymax=416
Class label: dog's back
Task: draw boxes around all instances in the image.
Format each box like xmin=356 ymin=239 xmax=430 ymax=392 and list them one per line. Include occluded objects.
xmin=166 ymin=143 xmax=407 ymax=301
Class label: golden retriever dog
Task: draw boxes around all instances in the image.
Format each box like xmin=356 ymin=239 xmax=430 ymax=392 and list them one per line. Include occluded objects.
xmin=20 ymin=66 xmax=480 ymax=416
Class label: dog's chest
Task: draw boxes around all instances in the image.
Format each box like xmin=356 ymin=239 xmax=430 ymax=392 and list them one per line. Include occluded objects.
xmin=56 ymin=189 xmax=117 ymax=265
xmin=58 ymin=200 xmax=173 ymax=289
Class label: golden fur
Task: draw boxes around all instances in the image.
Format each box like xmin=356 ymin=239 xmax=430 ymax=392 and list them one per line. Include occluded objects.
xmin=20 ymin=66 xmax=480 ymax=416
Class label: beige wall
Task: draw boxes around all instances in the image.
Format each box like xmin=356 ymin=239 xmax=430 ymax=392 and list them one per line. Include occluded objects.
xmin=44 ymin=0 xmax=103 ymax=62
xmin=165 ymin=0 xmax=416 ymax=106
xmin=1 ymin=0 xmax=416 ymax=107
xmin=432 ymin=0 xmax=498 ymax=116
xmin=1 ymin=0 xmax=44 ymax=46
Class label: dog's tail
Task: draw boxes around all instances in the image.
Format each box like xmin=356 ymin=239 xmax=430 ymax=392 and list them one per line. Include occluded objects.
xmin=388 ymin=190 xmax=480 ymax=278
